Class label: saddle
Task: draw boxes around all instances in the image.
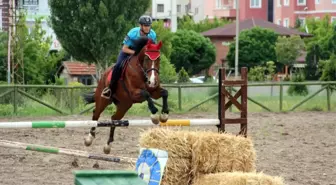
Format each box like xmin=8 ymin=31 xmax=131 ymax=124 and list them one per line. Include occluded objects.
xmin=105 ymin=55 xmax=133 ymax=87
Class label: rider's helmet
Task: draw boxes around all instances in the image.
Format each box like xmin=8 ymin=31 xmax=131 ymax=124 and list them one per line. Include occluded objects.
xmin=139 ymin=15 xmax=152 ymax=26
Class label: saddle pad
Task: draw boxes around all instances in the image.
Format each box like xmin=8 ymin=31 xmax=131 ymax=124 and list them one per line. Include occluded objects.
xmin=106 ymin=56 xmax=132 ymax=84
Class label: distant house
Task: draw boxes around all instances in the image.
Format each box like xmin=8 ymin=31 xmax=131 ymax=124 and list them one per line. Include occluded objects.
xmin=201 ymin=18 xmax=313 ymax=77
xmin=57 ymin=61 xmax=97 ymax=85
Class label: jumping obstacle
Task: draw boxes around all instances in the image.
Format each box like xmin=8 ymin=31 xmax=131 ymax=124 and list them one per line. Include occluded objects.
xmin=0 ymin=119 xmax=220 ymax=128
xmin=0 ymin=67 xmax=248 ymax=136
xmin=0 ymin=139 xmax=137 ymax=164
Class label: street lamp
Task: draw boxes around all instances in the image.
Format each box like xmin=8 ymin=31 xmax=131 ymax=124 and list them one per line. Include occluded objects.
xmin=235 ymin=0 xmax=239 ymax=78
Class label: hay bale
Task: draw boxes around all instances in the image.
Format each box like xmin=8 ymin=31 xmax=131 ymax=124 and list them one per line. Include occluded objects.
xmin=191 ymin=131 xmax=256 ymax=177
xmin=139 ymin=128 xmax=257 ymax=185
xmin=139 ymin=128 xmax=194 ymax=185
xmin=193 ymin=172 xmax=285 ymax=185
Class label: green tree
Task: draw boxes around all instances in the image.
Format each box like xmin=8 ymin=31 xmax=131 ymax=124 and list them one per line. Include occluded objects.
xmin=287 ymin=71 xmax=309 ymax=96
xmin=159 ymin=54 xmax=177 ymax=83
xmin=319 ymin=54 xmax=336 ymax=82
xmin=11 ymin=12 xmax=64 ymax=84
xmin=248 ymin=66 xmax=266 ymax=81
xmin=227 ymin=27 xmax=278 ymax=68
xmin=177 ymin=67 xmax=190 ymax=83
xmin=276 ymin=35 xmax=305 ymax=67
xmin=303 ymin=14 xmax=336 ymax=80
xmin=48 ymin=0 xmax=150 ymax=71
xmin=151 ymin=20 xmax=173 ymax=58
xmin=0 ymin=32 xmax=8 ymax=82
xmin=178 ymin=15 xmax=230 ymax=33
xmin=170 ymin=29 xmax=216 ymax=76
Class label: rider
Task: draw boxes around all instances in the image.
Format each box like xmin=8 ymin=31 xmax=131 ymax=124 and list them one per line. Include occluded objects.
xmin=102 ymin=15 xmax=157 ymax=99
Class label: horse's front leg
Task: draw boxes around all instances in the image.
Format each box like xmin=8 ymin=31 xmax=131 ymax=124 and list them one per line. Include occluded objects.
xmin=150 ymin=87 xmax=169 ymax=123
xmin=139 ymin=89 xmax=160 ymax=124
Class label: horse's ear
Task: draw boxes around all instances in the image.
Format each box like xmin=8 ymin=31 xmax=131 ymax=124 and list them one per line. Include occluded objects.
xmin=157 ymin=41 xmax=162 ymax=49
xmin=147 ymin=39 xmax=153 ymax=45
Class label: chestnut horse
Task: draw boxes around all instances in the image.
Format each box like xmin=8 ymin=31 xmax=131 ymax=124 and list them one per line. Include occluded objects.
xmin=82 ymin=37 xmax=169 ymax=154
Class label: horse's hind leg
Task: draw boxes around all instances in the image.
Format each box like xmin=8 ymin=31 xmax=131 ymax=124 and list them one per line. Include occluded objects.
xmin=103 ymin=103 xmax=131 ymax=154
xmin=84 ymin=95 xmax=110 ymax=147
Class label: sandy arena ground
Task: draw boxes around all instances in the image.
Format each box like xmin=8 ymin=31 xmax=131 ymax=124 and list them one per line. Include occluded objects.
xmin=0 ymin=111 xmax=335 ymax=185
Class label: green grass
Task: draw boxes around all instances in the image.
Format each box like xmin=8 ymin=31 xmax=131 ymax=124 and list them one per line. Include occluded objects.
xmin=0 ymin=85 xmax=335 ymax=118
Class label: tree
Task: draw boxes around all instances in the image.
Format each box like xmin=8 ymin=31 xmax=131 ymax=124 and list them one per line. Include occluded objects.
xmin=177 ymin=67 xmax=190 ymax=83
xmin=151 ymin=20 xmax=173 ymax=58
xmin=170 ymin=29 xmax=216 ymax=76
xmin=276 ymin=35 xmax=305 ymax=67
xmin=319 ymin=54 xmax=336 ymax=82
xmin=48 ymin=0 xmax=151 ymax=71
xmin=303 ymin=14 xmax=336 ymax=80
xmin=227 ymin=27 xmax=278 ymax=69
xmin=10 ymin=12 xmax=64 ymax=84
xmin=178 ymin=15 xmax=230 ymax=33
xmin=0 ymin=32 xmax=8 ymax=82
xmin=159 ymin=54 xmax=177 ymax=83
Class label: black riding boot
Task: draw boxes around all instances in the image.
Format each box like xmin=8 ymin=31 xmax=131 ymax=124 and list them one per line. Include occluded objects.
xmin=102 ymin=67 xmax=121 ymax=99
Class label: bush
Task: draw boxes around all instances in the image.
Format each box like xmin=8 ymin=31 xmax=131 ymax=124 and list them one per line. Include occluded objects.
xmin=248 ymin=66 xmax=266 ymax=81
xmin=0 ymin=104 xmax=13 ymax=116
xmin=177 ymin=67 xmax=190 ymax=83
xmin=159 ymin=54 xmax=177 ymax=83
xmin=287 ymin=72 xmax=309 ymax=96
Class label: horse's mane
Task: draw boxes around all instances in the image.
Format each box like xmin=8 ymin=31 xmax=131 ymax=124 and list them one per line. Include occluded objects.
xmin=132 ymin=36 xmax=150 ymax=55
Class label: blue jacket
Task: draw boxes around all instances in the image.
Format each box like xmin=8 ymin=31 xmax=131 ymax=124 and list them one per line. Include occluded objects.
xmin=123 ymin=27 xmax=157 ymax=49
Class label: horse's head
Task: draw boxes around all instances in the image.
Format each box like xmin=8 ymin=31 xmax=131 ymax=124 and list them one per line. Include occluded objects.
xmin=138 ymin=39 xmax=163 ymax=88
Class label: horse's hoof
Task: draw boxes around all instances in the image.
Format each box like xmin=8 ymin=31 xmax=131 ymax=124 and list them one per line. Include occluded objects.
xmin=159 ymin=113 xmax=169 ymax=123
xmin=103 ymin=144 xmax=111 ymax=154
xmin=84 ymin=134 xmax=94 ymax=146
xmin=151 ymin=114 xmax=160 ymax=125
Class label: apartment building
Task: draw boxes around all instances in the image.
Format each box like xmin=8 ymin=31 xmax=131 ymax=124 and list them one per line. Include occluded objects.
xmin=191 ymin=0 xmax=271 ymax=23
xmin=274 ymin=0 xmax=336 ymax=28
xmin=151 ymin=0 xmax=191 ymax=20
xmin=0 ymin=0 xmax=12 ymax=31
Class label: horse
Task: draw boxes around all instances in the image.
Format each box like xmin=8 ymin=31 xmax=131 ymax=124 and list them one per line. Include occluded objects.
xmin=82 ymin=37 xmax=169 ymax=154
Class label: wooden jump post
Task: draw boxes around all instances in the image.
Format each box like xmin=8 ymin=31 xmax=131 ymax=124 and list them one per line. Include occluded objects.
xmin=218 ymin=67 xmax=248 ymax=137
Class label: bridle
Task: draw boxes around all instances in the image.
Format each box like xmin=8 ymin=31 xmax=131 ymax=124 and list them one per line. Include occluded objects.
xmin=137 ymin=49 xmax=160 ymax=82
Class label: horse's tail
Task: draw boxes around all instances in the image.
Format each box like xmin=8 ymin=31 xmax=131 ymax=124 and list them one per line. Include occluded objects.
xmin=82 ymin=91 xmax=95 ymax=104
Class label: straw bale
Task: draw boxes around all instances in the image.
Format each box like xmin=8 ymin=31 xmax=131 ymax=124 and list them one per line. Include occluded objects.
xmin=191 ymin=131 xmax=256 ymax=177
xmin=160 ymin=158 xmax=192 ymax=185
xmin=193 ymin=172 xmax=285 ymax=185
xmin=139 ymin=128 xmax=194 ymax=185
xmin=139 ymin=128 xmax=195 ymax=158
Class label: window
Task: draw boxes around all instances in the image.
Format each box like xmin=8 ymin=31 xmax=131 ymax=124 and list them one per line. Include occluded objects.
xmin=297 ymin=0 xmax=306 ymax=5
xmin=216 ymin=0 xmax=222 ymax=8
xmin=78 ymin=76 xmax=93 ymax=85
xmin=284 ymin=0 xmax=289 ymax=6
xmin=0 ymin=9 xmax=2 ymax=31
xmin=185 ymin=5 xmax=189 ymax=13
xmin=250 ymin=0 xmax=262 ymax=8
xmin=331 ymin=17 xmax=336 ymax=23
xmin=277 ymin=19 xmax=281 ymax=25
xmin=23 ymin=0 xmax=38 ymax=5
xmin=177 ymin=4 xmax=181 ymax=13
xmin=315 ymin=0 xmax=320 ymax=4
xmin=195 ymin=7 xmax=199 ymax=14
xmin=157 ymin=4 xmax=164 ymax=12
xmin=298 ymin=17 xmax=305 ymax=26
xmin=277 ymin=0 xmax=281 ymax=7
xmin=283 ymin=18 xmax=289 ymax=28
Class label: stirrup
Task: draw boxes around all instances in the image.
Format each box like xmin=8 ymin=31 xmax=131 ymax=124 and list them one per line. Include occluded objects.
xmin=101 ymin=87 xmax=111 ymax=99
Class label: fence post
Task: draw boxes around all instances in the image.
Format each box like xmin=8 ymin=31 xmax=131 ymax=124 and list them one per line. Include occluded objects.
xmin=279 ymin=84 xmax=283 ymax=111
xmin=178 ymin=86 xmax=182 ymax=111
xmin=327 ymin=84 xmax=331 ymax=111
xmin=70 ymin=87 xmax=74 ymax=114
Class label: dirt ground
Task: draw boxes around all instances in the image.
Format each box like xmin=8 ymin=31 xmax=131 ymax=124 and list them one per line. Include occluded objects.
xmin=0 ymin=111 xmax=335 ymax=185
